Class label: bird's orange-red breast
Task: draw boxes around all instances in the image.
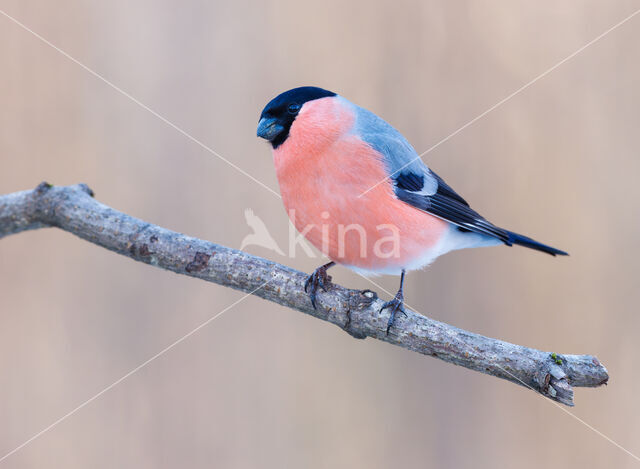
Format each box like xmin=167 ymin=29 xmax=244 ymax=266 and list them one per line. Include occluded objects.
xmin=272 ymin=95 xmax=449 ymax=274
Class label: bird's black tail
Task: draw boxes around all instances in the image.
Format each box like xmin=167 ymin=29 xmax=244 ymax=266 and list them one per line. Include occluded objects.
xmin=505 ymin=231 xmax=568 ymax=256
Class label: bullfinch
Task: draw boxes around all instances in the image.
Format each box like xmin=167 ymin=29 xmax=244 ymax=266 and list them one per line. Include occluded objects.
xmin=257 ymin=86 xmax=567 ymax=333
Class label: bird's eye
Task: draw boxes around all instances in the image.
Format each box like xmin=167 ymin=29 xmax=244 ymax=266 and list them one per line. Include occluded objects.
xmin=287 ymin=103 xmax=300 ymax=114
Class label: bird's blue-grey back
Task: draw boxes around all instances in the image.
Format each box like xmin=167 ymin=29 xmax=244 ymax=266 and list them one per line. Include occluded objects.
xmin=344 ymin=97 xmax=438 ymax=195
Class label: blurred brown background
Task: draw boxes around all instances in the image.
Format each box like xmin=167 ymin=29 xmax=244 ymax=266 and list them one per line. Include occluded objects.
xmin=1 ymin=1 xmax=639 ymax=467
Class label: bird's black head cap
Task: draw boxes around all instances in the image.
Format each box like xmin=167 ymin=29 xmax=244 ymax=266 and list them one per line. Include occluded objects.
xmin=257 ymin=86 xmax=336 ymax=148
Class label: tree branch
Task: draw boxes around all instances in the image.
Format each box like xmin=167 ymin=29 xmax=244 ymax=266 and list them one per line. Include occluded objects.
xmin=0 ymin=182 xmax=608 ymax=406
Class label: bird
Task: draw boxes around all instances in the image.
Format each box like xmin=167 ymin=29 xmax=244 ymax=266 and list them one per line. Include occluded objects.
xmin=257 ymin=86 xmax=567 ymax=333
xmin=240 ymin=208 xmax=285 ymax=255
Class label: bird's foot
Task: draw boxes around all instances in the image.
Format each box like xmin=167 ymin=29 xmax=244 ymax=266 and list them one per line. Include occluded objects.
xmin=380 ymin=291 xmax=407 ymax=334
xmin=304 ymin=263 xmax=334 ymax=309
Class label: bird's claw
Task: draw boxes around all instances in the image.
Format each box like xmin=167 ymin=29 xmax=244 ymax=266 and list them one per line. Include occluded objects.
xmin=305 ymin=265 xmax=333 ymax=309
xmin=380 ymin=294 xmax=407 ymax=334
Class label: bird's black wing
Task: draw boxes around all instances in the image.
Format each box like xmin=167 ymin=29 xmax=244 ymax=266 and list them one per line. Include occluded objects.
xmin=394 ymin=170 xmax=511 ymax=243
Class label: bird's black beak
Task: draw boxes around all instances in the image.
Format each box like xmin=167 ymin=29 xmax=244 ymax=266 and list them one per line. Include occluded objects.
xmin=257 ymin=117 xmax=284 ymax=141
